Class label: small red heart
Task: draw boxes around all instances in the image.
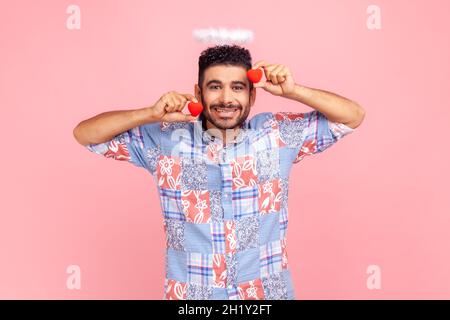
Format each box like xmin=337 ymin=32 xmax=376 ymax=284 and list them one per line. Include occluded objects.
xmin=188 ymin=101 xmax=203 ymax=116
xmin=247 ymin=68 xmax=263 ymax=83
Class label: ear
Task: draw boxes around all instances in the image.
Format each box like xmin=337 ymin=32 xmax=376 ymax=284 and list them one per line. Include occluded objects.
xmin=194 ymin=84 xmax=202 ymax=102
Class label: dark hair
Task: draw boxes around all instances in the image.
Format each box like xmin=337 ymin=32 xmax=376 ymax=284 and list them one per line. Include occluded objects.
xmin=198 ymin=44 xmax=253 ymax=91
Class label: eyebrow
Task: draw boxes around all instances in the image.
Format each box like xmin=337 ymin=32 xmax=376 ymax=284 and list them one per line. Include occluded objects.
xmin=205 ymin=80 xmax=247 ymax=87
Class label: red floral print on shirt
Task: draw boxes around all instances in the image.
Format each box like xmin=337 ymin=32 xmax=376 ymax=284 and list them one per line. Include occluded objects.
xmin=237 ymin=278 xmax=265 ymax=300
xmin=157 ymin=155 xmax=181 ymax=190
xmin=258 ymin=178 xmax=282 ymax=214
xmin=231 ymin=156 xmax=258 ymax=190
xmin=165 ymin=279 xmax=187 ymax=300
xmin=181 ymin=190 xmax=211 ymax=224
xmin=104 ymin=141 xmax=131 ymax=161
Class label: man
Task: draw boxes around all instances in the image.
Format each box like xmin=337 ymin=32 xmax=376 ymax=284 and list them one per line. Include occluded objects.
xmin=73 ymin=44 xmax=365 ymax=300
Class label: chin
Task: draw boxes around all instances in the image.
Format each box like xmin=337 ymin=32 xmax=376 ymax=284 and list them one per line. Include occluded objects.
xmin=210 ymin=114 xmax=243 ymax=128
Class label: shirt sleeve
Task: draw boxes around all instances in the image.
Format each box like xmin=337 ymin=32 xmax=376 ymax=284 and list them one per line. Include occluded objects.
xmin=85 ymin=122 xmax=161 ymax=175
xmin=274 ymin=110 xmax=355 ymax=163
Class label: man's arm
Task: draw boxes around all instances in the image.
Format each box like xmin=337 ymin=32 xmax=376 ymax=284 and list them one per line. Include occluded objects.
xmin=72 ymin=91 xmax=198 ymax=146
xmin=284 ymin=84 xmax=366 ymax=129
xmin=73 ymin=107 xmax=157 ymax=146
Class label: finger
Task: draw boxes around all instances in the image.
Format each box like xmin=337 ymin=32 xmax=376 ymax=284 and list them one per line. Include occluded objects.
xmin=179 ymin=97 xmax=188 ymax=112
xmin=271 ymin=65 xmax=285 ymax=84
xmin=272 ymin=65 xmax=284 ymax=74
xmin=277 ymin=73 xmax=286 ymax=84
xmin=277 ymin=71 xmax=287 ymax=84
xmin=269 ymin=68 xmax=279 ymax=85
xmin=186 ymin=114 xmax=198 ymax=121
xmin=264 ymin=64 xmax=278 ymax=71
xmin=162 ymin=97 xmax=172 ymax=112
xmin=165 ymin=97 xmax=178 ymax=112
xmin=252 ymin=60 xmax=270 ymax=69
xmin=262 ymin=64 xmax=276 ymax=82
xmin=264 ymin=79 xmax=275 ymax=88
xmin=162 ymin=97 xmax=170 ymax=108
xmin=171 ymin=96 xmax=180 ymax=106
xmin=169 ymin=92 xmax=181 ymax=104
xmin=281 ymin=66 xmax=293 ymax=81
xmin=280 ymin=66 xmax=291 ymax=80
xmin=253 ymin=80 xmax=266 ymax=88
xmin=181 ymin=93 xmax=198 ymax=103
xmin=255 ymin=80 xmax=271 ymax=90
xmin=174 ymin=97 xmax=184 ymax=112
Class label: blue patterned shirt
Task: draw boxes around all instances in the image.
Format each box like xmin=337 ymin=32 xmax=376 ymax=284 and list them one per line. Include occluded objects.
xmin=85 ymin=110 xmax=354 ymax=300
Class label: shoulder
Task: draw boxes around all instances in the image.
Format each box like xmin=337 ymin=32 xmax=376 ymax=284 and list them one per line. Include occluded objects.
xmin=141 ymin=121 xmax=194 ymax=136
xmin=247 ymin=112 xmax=275 ymax=130
xmin=248 ymin=111 xmax=318 ymax=128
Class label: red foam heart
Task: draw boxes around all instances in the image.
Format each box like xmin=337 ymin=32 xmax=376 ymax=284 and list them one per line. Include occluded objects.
xmin=247 ymin=68 xmax=263 ymax=83
xmin=188 ymin=101 xmax=203 ymax=116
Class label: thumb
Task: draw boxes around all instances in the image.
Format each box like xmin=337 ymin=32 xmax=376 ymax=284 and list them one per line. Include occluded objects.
xmin=185 ymin=114 xmax=198 ymax=122
xmin=165 ymin=111 xmax=197 ymax=122
xmin=254 ymin=80 xmax=270 ymax=90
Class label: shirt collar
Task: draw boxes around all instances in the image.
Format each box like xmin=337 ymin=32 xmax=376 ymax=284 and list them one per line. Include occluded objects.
xmin=200 ymin=116 xmax=249 ymax=146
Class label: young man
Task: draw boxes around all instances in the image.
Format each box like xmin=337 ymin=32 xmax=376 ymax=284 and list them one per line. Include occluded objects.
xmin=73 ymin=44 xmax=365 ymax=300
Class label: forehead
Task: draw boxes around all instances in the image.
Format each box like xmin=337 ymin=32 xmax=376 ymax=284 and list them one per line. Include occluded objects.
xmin=203 ymin=65 xmax=248 ymax=83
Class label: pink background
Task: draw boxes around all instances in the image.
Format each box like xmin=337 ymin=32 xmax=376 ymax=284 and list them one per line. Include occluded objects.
xmin=1 ymin=0 xmax=449 ymax=299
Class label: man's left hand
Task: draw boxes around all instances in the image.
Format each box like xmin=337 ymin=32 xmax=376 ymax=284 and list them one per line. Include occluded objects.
xmin=251 ymin=60 xmax=296 ymax=98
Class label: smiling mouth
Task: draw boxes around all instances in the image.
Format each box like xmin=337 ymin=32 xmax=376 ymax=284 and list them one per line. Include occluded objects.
xmin=211 ymin=106 xmax=241 ymax=119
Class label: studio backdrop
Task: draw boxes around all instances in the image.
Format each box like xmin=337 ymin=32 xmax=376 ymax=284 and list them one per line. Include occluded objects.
xmin=1 ymin=0 xmax=449 ymax=299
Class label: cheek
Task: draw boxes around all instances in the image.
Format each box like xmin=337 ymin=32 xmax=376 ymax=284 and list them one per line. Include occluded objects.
xmin=239 ymin=97 xmax=250 ymax=109
xmin=202 ymin=95 xmax=215 ymax=108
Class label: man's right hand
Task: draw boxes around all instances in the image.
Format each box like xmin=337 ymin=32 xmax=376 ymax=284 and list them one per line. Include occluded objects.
xmin=149 ymin=91 xmax=199 ymax=122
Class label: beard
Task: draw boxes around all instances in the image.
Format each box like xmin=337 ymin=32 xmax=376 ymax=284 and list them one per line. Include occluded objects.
xmin=200 ymin=95 xmax=251 ymax=130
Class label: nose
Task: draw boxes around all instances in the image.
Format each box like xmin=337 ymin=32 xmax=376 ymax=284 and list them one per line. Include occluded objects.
xmin=219 ymin=86 xmax=234 ymax=105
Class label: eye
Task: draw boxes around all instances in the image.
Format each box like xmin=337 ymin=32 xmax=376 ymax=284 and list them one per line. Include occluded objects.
xmin=209 ymin=85 xmax=220 ymax=89
xmin=233 ymin=86 xmax=244 ymax=91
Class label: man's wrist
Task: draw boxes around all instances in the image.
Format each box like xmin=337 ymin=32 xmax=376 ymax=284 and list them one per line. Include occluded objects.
xmin=283 ymin=84 xmax=311 ymax=102
xmin=132 ymin=106 xmax=159 ymax=125
xmin=283 ymin=84 xmax=301 ymax=101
